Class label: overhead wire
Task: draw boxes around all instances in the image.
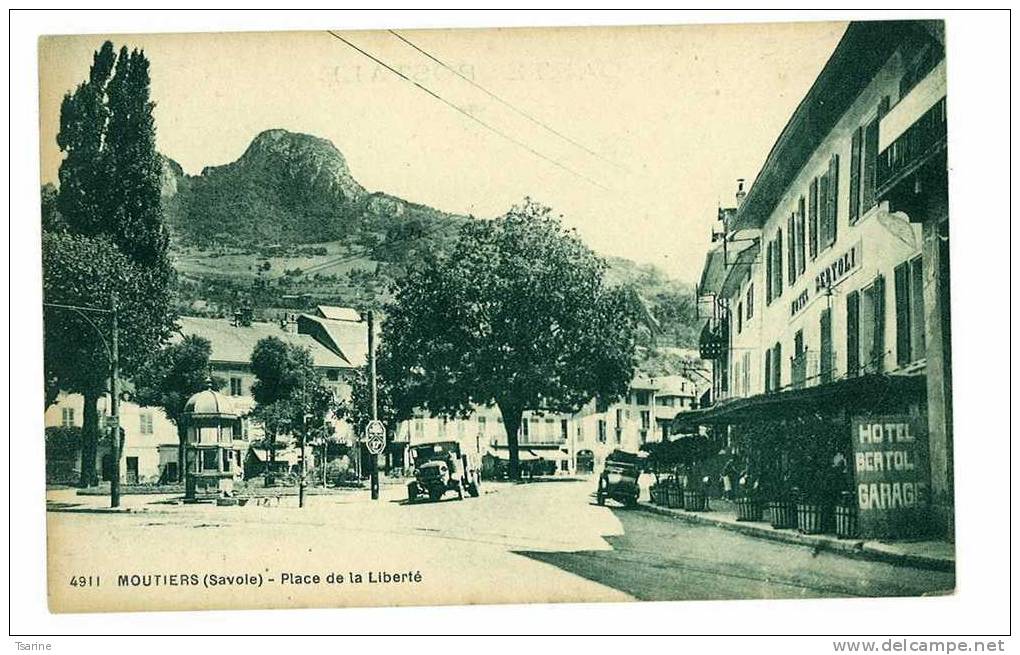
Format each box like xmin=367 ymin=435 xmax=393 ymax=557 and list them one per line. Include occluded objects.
xmin=325 ymin=30 xmax=610 ymax=191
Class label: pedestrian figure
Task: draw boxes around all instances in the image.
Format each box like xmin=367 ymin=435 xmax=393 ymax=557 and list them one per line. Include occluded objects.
xmin=721 ymin=457 xmax=736 ymax=500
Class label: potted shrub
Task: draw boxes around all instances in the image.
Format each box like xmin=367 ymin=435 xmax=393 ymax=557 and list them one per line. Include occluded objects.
xmin=795 ymin=467 xmax=834 ymax=534
xmin=666 ymin=475 xmax=682 ymax=508
xmin=683 ymin=476 xmax=709 ymax=512
xmin=768 ymin=480 xmax=797 ymax=529
xmin=834 ymin=491 xmax=858 ymax=539
xmin=734 ymin=472 xmax=763 ymax=521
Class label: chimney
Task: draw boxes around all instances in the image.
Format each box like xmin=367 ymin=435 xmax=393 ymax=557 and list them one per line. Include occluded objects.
xmin=735 ymin=178 xmax=746 ymax=207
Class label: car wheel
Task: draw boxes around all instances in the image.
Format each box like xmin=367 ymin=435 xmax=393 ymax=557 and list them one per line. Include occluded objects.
xmin=428 ymin=488 xmax=443 ymax=502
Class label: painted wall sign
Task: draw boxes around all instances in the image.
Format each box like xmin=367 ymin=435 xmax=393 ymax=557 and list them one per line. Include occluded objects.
xmin=850 ymin=414 xmax=930 ymax=539
xmin=815 ymin=240 xmax=862 ymax=292
xmin=790 ymin=289 xmax=810 ymax=317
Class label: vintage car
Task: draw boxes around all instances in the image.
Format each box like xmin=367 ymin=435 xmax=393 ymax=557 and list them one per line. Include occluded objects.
xmin=407 ymin=441 xmax=481 ymax=503
xmin=596 ymin=449 xmax=642 ymax=507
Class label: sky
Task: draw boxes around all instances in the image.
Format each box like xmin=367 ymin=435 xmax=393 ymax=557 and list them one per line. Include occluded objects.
xmin=38 ymin=21 xmax=846 ymax=283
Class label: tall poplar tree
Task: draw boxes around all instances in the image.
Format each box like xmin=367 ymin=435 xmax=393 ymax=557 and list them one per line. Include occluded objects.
xmin=45 ymin=41 xmax=175 ymax=486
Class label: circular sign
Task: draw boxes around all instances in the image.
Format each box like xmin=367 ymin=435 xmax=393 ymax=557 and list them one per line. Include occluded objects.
xmin=364 ymin=420 xmax=386 ymax=455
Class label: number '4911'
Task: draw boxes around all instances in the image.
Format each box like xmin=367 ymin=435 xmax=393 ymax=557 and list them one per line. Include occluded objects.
xmin=69 ymin=575 xmax=100 ymax=587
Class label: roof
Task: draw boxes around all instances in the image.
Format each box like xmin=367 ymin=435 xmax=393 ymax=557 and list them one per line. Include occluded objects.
xmin=652 ymin=375 xmax=697 ymax=398
xmin=719 ymin=241 xmax=759 ymax=299
xmin=177 ymin=316 xmax=351 ymax=369
xmin=296 ymin=313 xmax=369 ymax=367
xmin=731 ymin=21 xmax=927 ymax=232
xmin=183 ymin=388 xmax=239 ymax=419
xmin=315 ymin=305 xmax=363 ymax=322
xmin=698 ymin=244 xmax=727 ymax=296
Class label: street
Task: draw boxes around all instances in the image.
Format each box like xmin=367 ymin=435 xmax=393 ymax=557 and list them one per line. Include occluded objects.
xmin=46 ymin=478 xmax=953 ymax=612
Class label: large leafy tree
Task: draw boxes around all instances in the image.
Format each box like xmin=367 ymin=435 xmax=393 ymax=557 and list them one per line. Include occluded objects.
xmin=44 ymin=41 xmax=175 ymax=486
xmin=249 ymin=337 xmax=336 ymax=485
xmin=382 ymin=199 xmax=639 ymax=480
xmin=42 ymin=232 xmax=174 ymax=486
xmin=133 ymin=336 xmax=222 ymax=482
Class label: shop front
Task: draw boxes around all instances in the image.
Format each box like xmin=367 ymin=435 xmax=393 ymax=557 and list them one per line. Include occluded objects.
xmin=674 ymin=373 xmax=931 ymax=540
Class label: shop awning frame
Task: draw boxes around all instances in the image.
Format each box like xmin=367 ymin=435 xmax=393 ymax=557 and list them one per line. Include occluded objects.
xmin=673 ymin=373 xmax=926 ymax=432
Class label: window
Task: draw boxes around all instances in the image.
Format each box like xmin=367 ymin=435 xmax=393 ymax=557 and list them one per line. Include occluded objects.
xmin=808 ymin=178 xmax=819 ymax=259
xmin=796 ymin=196 xmax=806 ymax=275
xmin=746 ymin=284 xmax=754 ymax=320
xmin=615 ymin=408 xmax=624 ymax=427
xmin=139 ymin=412 xmax=154 ymax=435
xmin=850 ymin=126 xmax=863 ymax=223
xmin=634 ymin=390 xmax=650 ymax=405
xmin=229 ymin=376 xmax=243 ymax=396
xmin=895 ymin=256 xmax=927 ymax=366
xmin=736 ymin=301 xmax=743 ymax=334
xmin=597 ymin=419 xmax=607 ymax=444
xmin=787 ymin=212 xmax=797 ymax=285
xmin=414 ymin=418 xmax=424 ymax=438
xmin=202 ymin=449 xmax=219 ymax=471
xmin=846 ymin=290 xmax=861 ymax=377
xmin=860 ymin=276 xmax=887 ymax=373
xmin=764 ymin=348 xmax=773 ymax=393
xmin=821 ymin=154 xmax=840 ymax=248
xmin=60 ymin=407 xmax=75 ymax=427
xmin=772 ymin=342 xmax=782 ymax=391
xmin=861 ymin=117 xmax=879 ymax=212
xmin=326 ymin=369 xmax=339 ymax=381
xmin=544 ymin=417 xmax=555 ymax=441
xmin=640 ymin=411 xmax=651 ymax=430
xmin=775 ymin=228 xmax=783 ymax=298
xmin=765 ymin=241 xmax=774 ymax=304
xmin=820 ymin=307 xmax=833 ymax=384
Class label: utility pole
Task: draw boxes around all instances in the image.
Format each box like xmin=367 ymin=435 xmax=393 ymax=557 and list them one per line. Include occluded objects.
xmin=109 ymin=294 xmax=121 ymax=509
xmin=368 ymin=310 xmax=379 ymax=501
xmin=298 ymin=415 xmax=306 ymax=509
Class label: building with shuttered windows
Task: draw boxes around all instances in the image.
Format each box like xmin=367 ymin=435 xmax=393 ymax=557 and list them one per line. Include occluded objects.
xmin=685 ymin=20 xmax=950 ymax=541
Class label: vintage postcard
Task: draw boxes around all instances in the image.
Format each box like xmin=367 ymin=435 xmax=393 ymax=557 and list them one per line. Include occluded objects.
xmin=40 ymin=19 xmax=954 ymax=613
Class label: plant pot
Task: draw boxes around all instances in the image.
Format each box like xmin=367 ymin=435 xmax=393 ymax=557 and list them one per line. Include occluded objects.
xmin=834 ymin=504 xmax=858 ymax=539
xmin=796 ymin=502 xmax=831 ymax=534
xmin=769 ymin=500 xmax=797 ymax=529
xmin=683 ymin=489 xmax=707 ymax=512
xmin=666 ymin=485 xmax=681 ymax=508
xmin=734 ymin=496 xmax=762 ymax=521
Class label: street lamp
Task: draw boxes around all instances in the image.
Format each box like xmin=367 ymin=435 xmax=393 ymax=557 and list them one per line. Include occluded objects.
xmin=43 ymin=296 xmax=121 ymax=508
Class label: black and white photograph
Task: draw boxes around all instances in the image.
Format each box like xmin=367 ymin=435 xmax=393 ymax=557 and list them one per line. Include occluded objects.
xmin=9 ymin=8 xmax=1014 ymax=643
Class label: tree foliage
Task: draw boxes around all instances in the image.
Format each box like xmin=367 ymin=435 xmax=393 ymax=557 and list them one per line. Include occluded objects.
xmin=249 ymin=337 xmax=337 ymax=484
xmin=381 ymin=198 xmax=639 ymax=479
xmin=133 ymin=335 xmax=221 ymax=482
xmin=45 ymin=40 xmax=176 ymax=486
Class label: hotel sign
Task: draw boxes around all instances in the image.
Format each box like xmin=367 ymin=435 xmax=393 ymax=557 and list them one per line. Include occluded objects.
xmin=850 ymin=414 xmax=931 ymax=539
xmin=815 ymin=240 xmax=862 ymax=293
xmin=789 ymin=241 xmax=863 ymax=318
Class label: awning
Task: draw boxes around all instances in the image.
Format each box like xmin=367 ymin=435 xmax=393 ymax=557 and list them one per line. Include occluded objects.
xmin=486 ymin=447 xmax=547 ymax=462
xmin=673 ymin=373 xmax=927 ymax=432
xmin=698 ymin=244 xmax=727 ymax=295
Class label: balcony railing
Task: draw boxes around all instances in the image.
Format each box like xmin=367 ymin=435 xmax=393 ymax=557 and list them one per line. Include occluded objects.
xmin=698 ymin=318 xmax=729 ymax=361
xmin=790 ymin=350 xmax=838 ymax=390
xmin=876 ymin=83 xmax=947 ymax=203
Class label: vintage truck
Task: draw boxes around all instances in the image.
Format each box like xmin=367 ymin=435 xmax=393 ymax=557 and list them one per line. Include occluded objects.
xmin=596 ymin=449 xmax=642 ymax=507
xmin=407 ymin=441 xmax=481 ymax=503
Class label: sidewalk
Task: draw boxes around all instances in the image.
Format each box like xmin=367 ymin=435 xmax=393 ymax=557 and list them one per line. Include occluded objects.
xmin=637 ymin=498 xmax=955 ymax=572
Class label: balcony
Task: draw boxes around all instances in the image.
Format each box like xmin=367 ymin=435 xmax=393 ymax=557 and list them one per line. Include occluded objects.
xmin=790 ymin=350 xmax=838 ymax=390
xmin=876 ymin=59 xmax=947 ymax=214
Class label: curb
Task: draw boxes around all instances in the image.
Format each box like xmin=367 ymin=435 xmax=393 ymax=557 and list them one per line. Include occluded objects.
xmin=636 ymin=502 xmax=954 ymax=573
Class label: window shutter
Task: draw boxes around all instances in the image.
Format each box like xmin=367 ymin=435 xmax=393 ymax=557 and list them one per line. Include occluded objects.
xmin=863 ymin=117 xmax=879 ymax=211
xmin=775 ymin=228 xmax=783 ymax=297
xmin=827 ymin=153 xmax=839 ymax=247
xmin=765 ymin=241 xmax=773 ymax=304
xmin=820 ymin=308 xmax=833 ymax=383
xmin=773 ymin=342 xmax=782 ymax=390
xmin=808 ymin=178 xmax=819 ymax=259
xmin=850 ymin=127 xmax=862 ymax=223
xmin=787 ymin=213 xmax=796 ymax=285
xmin=894 ymin=262 xmax=911 ymax=366
xmin=796 ymin=196 xmax=806 ymax=275
xmin=764 ymin=348 xmax=772 ymax=393
xmin=846 ymin=290 xmax=860 ymax=377
xmin=872 ymin=275 xmax=886 ymax=373
xmin=818 ymin=173 xmax=829 ymax=250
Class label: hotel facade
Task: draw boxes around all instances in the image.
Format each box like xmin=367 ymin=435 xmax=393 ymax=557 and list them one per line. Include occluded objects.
xmin=686 ymin=21 xmax=950 ymax=541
